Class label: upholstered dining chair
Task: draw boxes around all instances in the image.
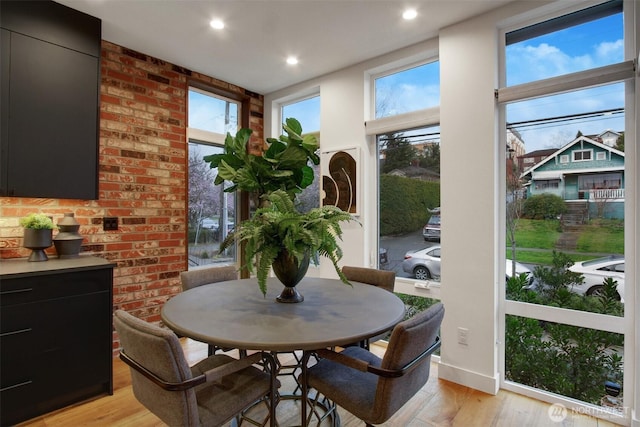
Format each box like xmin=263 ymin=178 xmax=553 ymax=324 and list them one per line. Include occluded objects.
xmin=341 ymin=266 xmax=396 ymax=348
xmin=180 ymin=265 xmax=237 ymax=291
xmin=341 ymin=266 xmax=395 ymax=293
xmin=113 ymin=310 xmax=278 ymax=427
xmin=180 ymin=265 xmax=238 ymax=355
xmin=300 ymin=302 xmax=444 ymax=427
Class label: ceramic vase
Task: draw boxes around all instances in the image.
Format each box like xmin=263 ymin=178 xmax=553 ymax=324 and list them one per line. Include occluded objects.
xmin=54 ymin=213 xmax=84 ymax=258
xmin=272 ymin=249 xmax=310 ymax=303
xmin=23 ymin=228 xmax=53 ymax=262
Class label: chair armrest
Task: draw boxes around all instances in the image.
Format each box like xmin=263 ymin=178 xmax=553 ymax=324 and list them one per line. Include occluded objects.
xmin=202 ymin=352 xmax=265 ymax=383
xmin=315 ymin=348 xmax=375 ymax=372
xmin=315 ymin=336 xmax=441 ymax=379
xmin=368 ymin=336 xmax=441 ymax=378
xmin=119 ymin=351 xmax=272 ymax=392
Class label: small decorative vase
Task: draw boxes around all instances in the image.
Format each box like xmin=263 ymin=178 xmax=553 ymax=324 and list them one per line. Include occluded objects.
xmin=273 ymin=249 xmax=310 ymax=303
xmin=23 ymin=228 xmax=53 ymax=262
xmin=54 ymin=212 xmax=83 ymax=258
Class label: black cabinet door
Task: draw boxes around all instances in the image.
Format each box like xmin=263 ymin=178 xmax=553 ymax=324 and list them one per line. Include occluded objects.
xmin=2 ymin=32 xmax=99 ymax=199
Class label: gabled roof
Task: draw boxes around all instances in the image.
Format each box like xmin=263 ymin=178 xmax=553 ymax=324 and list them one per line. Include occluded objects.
xmin=518 ymin=148 xmax=557 ymax=159
xmin=521 ymin=135 xmax=624 ymax=178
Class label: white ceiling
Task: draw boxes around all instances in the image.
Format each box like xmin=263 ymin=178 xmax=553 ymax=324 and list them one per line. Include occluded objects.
xmin=57 ymin=0 xmax=511 ymax=94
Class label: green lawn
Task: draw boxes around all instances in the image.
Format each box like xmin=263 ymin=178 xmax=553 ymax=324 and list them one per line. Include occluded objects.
xmin=576 ymin=219 xmax=624 ymax=254
xmin=509 ymin=219 xmax=560 ymax=249
xmin=508 ymin=219 xmax=624 ymax=266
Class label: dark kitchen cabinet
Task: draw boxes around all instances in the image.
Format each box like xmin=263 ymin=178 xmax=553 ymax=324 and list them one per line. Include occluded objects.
xmin=0 ymin=256 xmax=114 ymax=426
xmin=0 ymin=1 xmax=101 ymax=199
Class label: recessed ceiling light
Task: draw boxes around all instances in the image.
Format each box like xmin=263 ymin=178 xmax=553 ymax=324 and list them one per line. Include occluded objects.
xmin=402 ymin=9 xmax=417 ymax=20
xmin=286 ymin=56 xmax=299 ymax=65
xmin=210 ymin=19 xmax=225 ymax=30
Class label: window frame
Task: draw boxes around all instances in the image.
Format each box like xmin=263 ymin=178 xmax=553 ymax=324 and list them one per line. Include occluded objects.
xmin=497 ymin=1 xmax=633 ymax=422
xmin=186 ymin=85 xmax=248 ymax=271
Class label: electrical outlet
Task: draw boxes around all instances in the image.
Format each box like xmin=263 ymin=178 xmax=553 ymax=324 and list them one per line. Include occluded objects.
xmin=457 ymin=327 xmax=469 ymax=345
xmin=103 ymin=217 xmax=118 ymax=231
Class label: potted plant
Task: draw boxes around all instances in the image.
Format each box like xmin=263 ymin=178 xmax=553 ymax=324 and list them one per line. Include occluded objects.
xmin=205 ymin=118 xmax=357 ymax=301
xmin=20 ymin=213 xmax=56 ymax=262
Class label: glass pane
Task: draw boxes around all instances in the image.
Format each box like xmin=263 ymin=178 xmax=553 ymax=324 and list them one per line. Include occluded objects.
xmin=188 ymin=89 xmax=238 ymax=134
xmin=375 ymin=61 xmax=440 ymax=119
xmin=187 ymin=142 xmax=236 ymax=267
xmin=505 ymin=84 xmax=624 ymax=317
xmin=506 ymin=315 xmax=624 ymax=412
xmin=282 ymin=96 xmax=320 ymax=132
xmin=378 ymin=126 xmax=441 ymax=274
xmin=282 ymin=96 xmax=321 ymax=212
xmin=506 ymin=9 xmax=623 ymax=86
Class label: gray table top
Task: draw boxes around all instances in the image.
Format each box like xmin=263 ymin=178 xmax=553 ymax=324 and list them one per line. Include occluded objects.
xmin=161 ymin=276 xmax=405 ymax=352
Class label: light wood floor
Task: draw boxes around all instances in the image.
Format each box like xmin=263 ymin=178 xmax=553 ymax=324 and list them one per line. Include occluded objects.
xmin=17 ymin=339 xmax=618 ymax=427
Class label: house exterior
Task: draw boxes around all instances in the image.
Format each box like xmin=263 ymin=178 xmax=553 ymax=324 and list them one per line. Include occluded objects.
xmin=521 ymin=135 xmax=625 ymax=219
xmin=518 ymin=148 xmax=557 ymax=171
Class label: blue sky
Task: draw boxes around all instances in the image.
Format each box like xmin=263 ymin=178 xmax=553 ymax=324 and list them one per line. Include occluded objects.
xmin=506 ymin=12 xmax=624 ymax=152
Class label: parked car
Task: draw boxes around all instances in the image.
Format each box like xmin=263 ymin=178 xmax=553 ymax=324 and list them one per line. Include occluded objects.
xmin=568 ymin=255 xmax=625 ymax=301
xmin=379 ymin=247 xmax=388 ymax=265
xmin=402 ymin=245 xmax=533 ymax=283
xmin=402 ymin=246 xmax=441 ymax=280
xmin=422 ymin=213 xmax=441 ymax=241
xmin=201 ymin=218 xmax=217 ymax=229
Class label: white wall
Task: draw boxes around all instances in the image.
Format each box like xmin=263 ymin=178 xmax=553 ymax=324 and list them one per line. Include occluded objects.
xmin=265 ymin=1 xmax=639 ymax=423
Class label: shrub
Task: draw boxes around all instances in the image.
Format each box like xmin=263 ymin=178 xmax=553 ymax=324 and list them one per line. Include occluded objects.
xmin=505 ymin=251 xmax=624 ymax=405
xmin=523 ymin=193 xmax=567 ymax=219
xmin=379 ymin=174 xmax=439 ymax=235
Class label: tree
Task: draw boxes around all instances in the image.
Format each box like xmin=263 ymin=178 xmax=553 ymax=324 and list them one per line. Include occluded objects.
xmin=615 ymin=132 xmax=624 ymax=151
xmin=419 ymin=143 xmax=440 ymax=174
xmin=506 ymin=154 xmax=524 ymax=276
xmin=188 ymin=146 xmax=220 ymax=243
xmin=380 ymin=132 xmax=416 ymax=173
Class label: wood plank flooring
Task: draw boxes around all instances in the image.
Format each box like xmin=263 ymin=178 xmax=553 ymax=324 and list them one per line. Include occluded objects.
xmin=17 ymin=339 xmax=619 ymax=427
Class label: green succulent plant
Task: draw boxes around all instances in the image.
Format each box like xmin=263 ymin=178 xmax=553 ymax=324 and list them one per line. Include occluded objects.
xmin=20 ymin=213 xmax=56 ymax=230
xmin=219 ymin=189 xmax=356 ymax=296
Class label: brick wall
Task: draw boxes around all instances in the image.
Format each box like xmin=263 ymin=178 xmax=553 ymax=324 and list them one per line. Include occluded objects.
xmin=0 ymin=41 xmax=264 ymax=354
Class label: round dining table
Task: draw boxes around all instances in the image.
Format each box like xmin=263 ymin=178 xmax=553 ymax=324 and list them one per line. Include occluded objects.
xmin=161 ymin=276 xmax=406 ymax=352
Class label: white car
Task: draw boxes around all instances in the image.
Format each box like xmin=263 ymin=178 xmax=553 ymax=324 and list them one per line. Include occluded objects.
xmin=402 ymin=245 xmax=532 ymax=283
xmin=568 ymin=256 xmax=625 ymax=301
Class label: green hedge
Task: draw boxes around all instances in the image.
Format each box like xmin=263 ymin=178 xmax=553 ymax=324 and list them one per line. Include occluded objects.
xmin=380 ymin=174 xmax=440 ymax=236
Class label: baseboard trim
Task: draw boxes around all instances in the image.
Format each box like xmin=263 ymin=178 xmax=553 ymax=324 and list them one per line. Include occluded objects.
xmin=437 ymin=361 xmax=499 ymax=395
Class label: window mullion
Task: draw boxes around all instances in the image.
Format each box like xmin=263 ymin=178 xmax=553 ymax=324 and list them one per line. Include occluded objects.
xmin=498 ymin=60 xmax=634 ymax=104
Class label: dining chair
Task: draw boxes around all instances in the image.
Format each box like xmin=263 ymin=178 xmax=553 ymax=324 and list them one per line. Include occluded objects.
xmin=180 ymin=265 xmax=238 ymax=356
xmin=300 ymin=302 xmax=444 ymax=427
xmin=180 ymin=265 xmax=237 ymax=291
xmin=341 ymin=266 xmax=396 ymax=348
xmin=113 ymin=309 xmax=278 ymax=427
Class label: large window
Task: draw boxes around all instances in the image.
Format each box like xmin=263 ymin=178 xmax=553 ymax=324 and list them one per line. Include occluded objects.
xmin=500 ymin=1 xmax=631 ymax=420
xmin=378 ymin=126 xmax=441 ymax=277
xmin=368 ymin=59 xmax=441 ymax=294
xmin=187 ymin=88 xmax=240 ymax=268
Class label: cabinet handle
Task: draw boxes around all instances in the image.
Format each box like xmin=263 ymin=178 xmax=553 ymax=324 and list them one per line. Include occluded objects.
xmin=0 ymin=288 xmax=33 ymax=295
xmin=1 ymin=380 xmax=33 ymax=392
xmin=0 ymin=328 xmax=32 ymax=337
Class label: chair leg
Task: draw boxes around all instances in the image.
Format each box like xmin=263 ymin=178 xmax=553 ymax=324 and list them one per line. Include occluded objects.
xmin=261 ymin=352 xmax=278 ymax=427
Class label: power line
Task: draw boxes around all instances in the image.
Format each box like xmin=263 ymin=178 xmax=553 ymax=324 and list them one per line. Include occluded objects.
xmin=507 ymin=107 xmax=623 ymax=130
